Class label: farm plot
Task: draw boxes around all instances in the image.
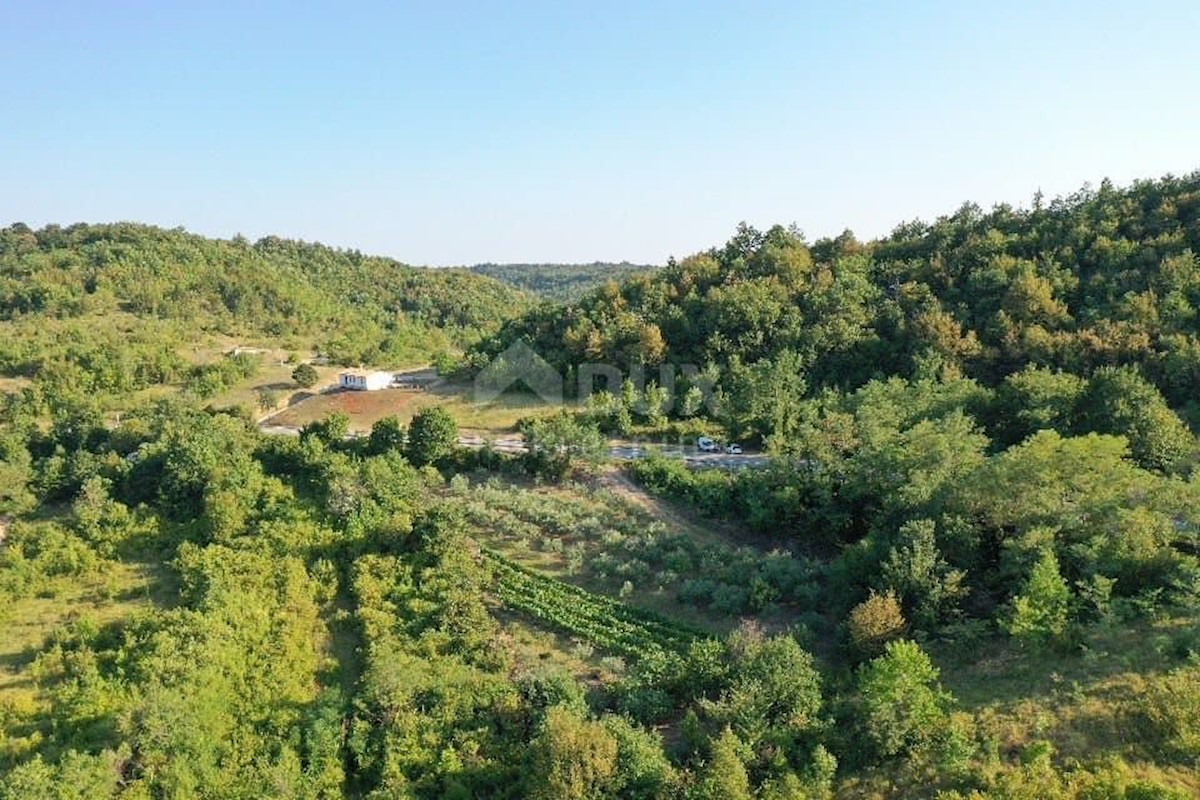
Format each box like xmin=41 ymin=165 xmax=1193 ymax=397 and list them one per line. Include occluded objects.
xmin=485 ymin=550 xmax=701 ymax=658
xmin=455 ymin=478 xmax=821 ymax=630
xmin=266 ymin=387 xmax=425 ymax=431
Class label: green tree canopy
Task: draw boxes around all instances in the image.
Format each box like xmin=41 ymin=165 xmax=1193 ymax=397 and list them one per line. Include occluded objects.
xmin=404 ymin=406 xmax=459 ymax=467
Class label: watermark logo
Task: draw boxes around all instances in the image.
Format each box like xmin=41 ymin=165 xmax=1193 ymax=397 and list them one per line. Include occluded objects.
xmin=472 ymin=339 xmax=719 ymax=415
xmin=473 ymin=340 xmax=564 ymax=405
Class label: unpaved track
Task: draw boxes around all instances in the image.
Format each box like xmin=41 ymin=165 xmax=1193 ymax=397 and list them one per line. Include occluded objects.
xmin=592 ymin=466 xmax=786 ymax=553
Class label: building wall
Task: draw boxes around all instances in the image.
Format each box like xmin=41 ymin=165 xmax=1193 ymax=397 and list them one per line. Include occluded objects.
xmin=363 ymin=372 xmax=392 ymax=391
xmin=339 ymin=372 xmax=392 ymax=391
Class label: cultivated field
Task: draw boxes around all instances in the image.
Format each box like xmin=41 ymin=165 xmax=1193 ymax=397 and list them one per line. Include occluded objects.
xmin=265 ymin=387 xmax=427 ymax=432
xmin=264 ymin=381 xmax=565 ymax=435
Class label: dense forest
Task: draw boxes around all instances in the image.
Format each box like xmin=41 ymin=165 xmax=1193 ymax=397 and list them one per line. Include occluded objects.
xmin=473 ymin=174 xmax=1200 ymax=428
xmin=468 ymin=262 xmax=656 ymax=301
xmin=2 ymin=175 xmax=1200 ymax=799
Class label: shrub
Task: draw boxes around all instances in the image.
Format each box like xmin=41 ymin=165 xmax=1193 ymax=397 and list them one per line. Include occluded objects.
xmin=694 ymin=728 xmax=752 ymax=800
xmin=748 ymin=576 xmax=780 ymax=610
xmin=678 ymin=579 xmax=717 ymax=608
xmin=1138 ymin=666 xmax=1200 ymax=761
xmin=847 ymin=590 xmax=906 ymax=657
xmin=710 ymin=584 xmax=751 ymax=615
xmin=291 ymin=362 xmax=319 ymax=387
xmin=516 ymin=667 xmax=588 ymax=717
xmin=526 ymin=706 xmax=619 ymax=800
xmin=881 ymin=518 xmax=966 ymax=628
xmin=857 ymin=639 xmax=953 ymax=759
xmin=601 ymin=715 xmax=677 ymax=799
xmin=405 ymin=405 xmax=458 ymax=467
xmin=1005 ymin=549 xmax=1071 ymax=643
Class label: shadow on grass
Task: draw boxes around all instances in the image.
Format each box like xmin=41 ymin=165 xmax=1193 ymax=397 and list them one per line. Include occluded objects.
xmin=0 ymin=646 xmax=39 ymax=675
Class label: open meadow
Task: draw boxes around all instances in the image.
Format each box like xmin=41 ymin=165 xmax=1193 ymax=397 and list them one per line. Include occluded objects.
xmin=264 ymin=381 xmax=565 ymax=435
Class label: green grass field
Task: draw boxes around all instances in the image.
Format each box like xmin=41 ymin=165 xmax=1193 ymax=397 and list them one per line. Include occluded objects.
xmin=415 ymin=384 xmax=566 ymax=434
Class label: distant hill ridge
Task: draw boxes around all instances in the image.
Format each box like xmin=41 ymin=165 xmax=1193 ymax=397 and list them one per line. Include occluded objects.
xmin=468 ymin=261 xmax=657 ymax=300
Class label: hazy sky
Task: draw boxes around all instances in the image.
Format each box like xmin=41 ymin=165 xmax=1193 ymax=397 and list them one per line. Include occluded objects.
xmin=3 ymin=1 xmax=1198 ymax=265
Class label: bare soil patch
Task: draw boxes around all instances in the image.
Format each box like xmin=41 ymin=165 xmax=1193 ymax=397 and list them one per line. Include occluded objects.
xmin=267 ymin=388 xmax=425 ymax=431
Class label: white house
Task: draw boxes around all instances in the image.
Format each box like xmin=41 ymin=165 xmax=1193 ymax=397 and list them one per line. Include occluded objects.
xmin=339 ymin=369 xmax=393 ymax=391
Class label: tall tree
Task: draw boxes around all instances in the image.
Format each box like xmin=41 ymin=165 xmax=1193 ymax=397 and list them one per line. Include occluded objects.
xmin=404 ymin=406 xmax=458 ymax=467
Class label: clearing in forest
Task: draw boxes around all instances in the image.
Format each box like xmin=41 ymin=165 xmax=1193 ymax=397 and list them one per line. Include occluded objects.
xmin=264 ymin=382 xmax=563 ymax=435
xmin=266 ymin=387 xmax=426 ymax=431
xmin=454 ymin=477 xmax=818 ymax=638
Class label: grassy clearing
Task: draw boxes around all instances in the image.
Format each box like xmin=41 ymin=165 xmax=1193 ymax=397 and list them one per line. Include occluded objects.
xmin=916 ymin=610 xmax=1200 ymax=794
xmin=217 ymin=361 xmax=345 ymax=417
xmin=411 ymin=384 xmax=565 ymax=434
xmin=456 ymin=479 xmax=809 ymax=637
xmin=263 ymin=382 xmax=565 ymax=435
xmin=493 ymin=609 xmax=627 ymax=686
xmin=829 ymin=611 xmax=1200 ymax=799
xmin=0 ymin=376 xmax=31 ymax=395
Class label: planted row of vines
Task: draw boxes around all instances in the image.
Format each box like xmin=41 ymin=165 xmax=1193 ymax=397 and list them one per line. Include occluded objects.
xmin=455 ymin=476 xmax=822 ymax=617
xmin=484 ymin=549 xmax=702 ymax=657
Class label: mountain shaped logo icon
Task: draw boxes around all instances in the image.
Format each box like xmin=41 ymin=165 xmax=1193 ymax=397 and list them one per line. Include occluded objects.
xmin=473 ymin=340 xmax=563 ymax=405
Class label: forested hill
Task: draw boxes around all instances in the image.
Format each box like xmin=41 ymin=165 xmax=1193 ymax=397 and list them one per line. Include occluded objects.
xmin=0 ymin=223 xmax=532 ymax=397
xmin=468 ymin=261 xmax=656 ymax=300
xmin=473 ymin=173 xmax=1200 ymax=421
xmin=0 ymin=222 xmax=530 ymax=335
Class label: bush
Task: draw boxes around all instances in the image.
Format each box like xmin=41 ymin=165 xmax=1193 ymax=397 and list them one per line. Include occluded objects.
xmin=1138 ymin=666 xmax=1200 ymax=761
xmin=1005 ymin=549 xmax=1071 ymax=643
xmin=405 ymin=406 xmax=458 ymax=467
xmin=526 ymin=706 xmax=619 ymax=800
xmin=694 ymin=728 xmax=752 ymax=800
xmin=516 ymin=667 xmax=588 ymax=717
xmin=847 ymin=590 xmax=906 ymax=657
xmin=291 ymin=362 xmax=319 ymax=387
xmin=857 ymin=639 xmax=953 ymax=759
xmin=677 ymin=579 xmax=717 ymax=608
xmin=710 ymin=583 xmax=751 ymax=615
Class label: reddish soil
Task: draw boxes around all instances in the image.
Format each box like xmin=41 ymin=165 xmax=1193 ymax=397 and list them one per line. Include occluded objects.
xmin=267 ymin=388 xmax=424 ymax=431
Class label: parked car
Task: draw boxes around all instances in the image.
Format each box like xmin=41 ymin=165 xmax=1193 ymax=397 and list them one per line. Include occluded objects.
xmin=697 ymin=436 xmax=718 ymax=452
xmin=724 ymin=443 xmax=743 ymax=454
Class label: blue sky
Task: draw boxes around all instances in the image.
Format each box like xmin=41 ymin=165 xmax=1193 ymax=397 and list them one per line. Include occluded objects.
xmin=3 ymin=1 xmax=1198 ymax=265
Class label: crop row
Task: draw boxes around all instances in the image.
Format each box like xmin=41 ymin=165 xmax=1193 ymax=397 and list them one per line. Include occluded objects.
xmin=484 ymin=550 xmax=701 ymax=658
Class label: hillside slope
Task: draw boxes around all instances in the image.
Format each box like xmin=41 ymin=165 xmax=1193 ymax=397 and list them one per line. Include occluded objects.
xmin=0 ymin=223 xmax=531 ymax=403
xmin=475 ymin=173 xmax=1200 ymax=421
